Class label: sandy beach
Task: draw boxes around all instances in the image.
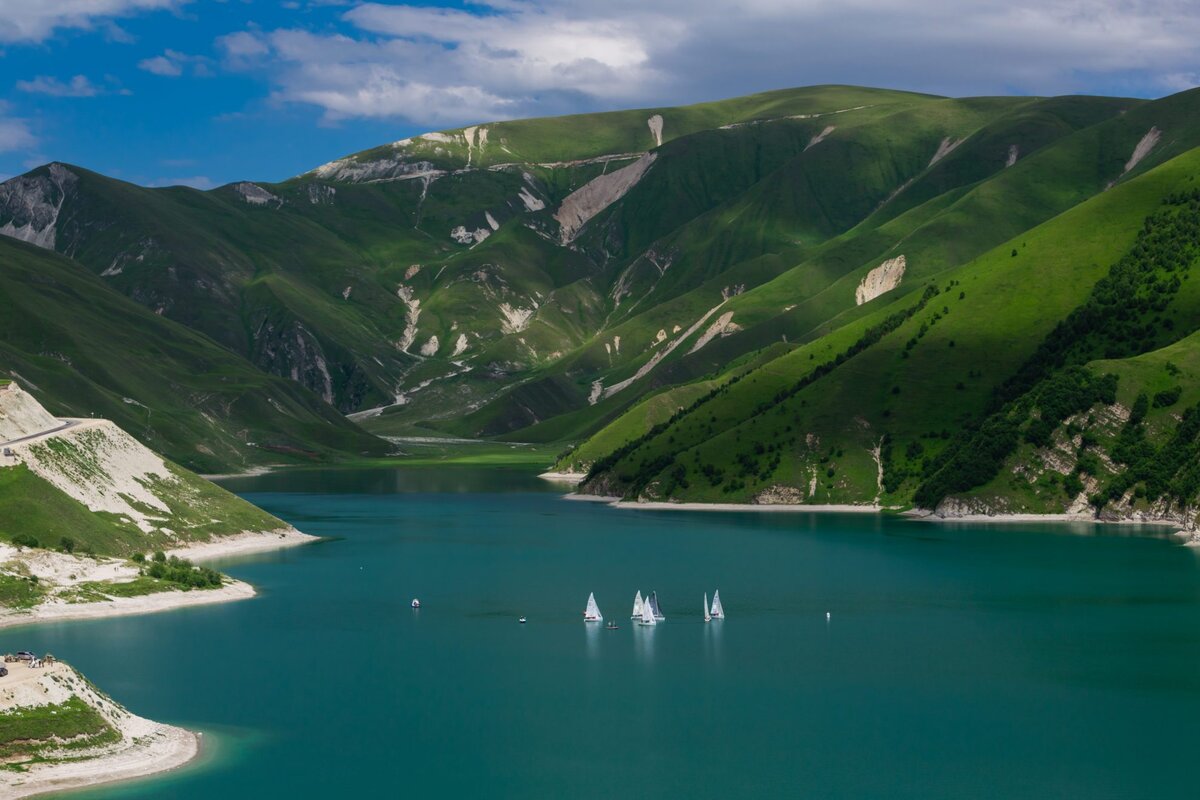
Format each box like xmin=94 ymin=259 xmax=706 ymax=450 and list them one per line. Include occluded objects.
xmin=167 ymin=527 xmax=318 ymax=562
xmin=0 ymin=661 xmax=200 ymax=799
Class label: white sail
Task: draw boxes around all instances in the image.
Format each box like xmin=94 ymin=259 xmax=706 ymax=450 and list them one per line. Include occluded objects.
xmin=631 ymin=590 xmax=644 ymax=619
xmin=710 ymin=590 xmax=725 ymax=619
xmin=649 ymin=591 xmax=665 ymax=621
xmin=584 ymin=591 xmax=603 ymax=621
xmin=639 ymin=598 xmax=656 ymax=625
xmin=704 ymin=592 xmax=711 ymax=622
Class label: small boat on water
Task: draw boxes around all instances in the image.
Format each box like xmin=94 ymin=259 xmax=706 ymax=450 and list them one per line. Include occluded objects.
xmin=411 ymin=598 xmax=421 ymax=609
xmin=710 ymin=590 xmax=725 ymax=620
xmin=606 ymin=621 xmax=619 ymax=630
xmin=703 ymin=592 xmax=712 ymax=623
xmin=584 ymin=592 xmax=603 ymax=622
xmin=637 ymin=599 xmax=656 ymax=626
xmin=631 ymin=590 xmax=644 ymax=620
xmin=648 ymin=591 xmax=665 ymax=622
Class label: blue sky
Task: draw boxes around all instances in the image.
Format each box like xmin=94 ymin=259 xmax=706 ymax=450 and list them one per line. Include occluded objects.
xmin=2 ymin=1 xmax=1197 ymax=187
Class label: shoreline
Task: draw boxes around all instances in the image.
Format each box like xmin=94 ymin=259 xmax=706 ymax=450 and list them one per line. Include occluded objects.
xmin=0 ymin=528 xmax=318 ymax=632
xmin=560 ymin=492 xmax=1194 ymax=539
xmin=537 ymin=471 xmax=586 ymax=484
xmin=0 ymin=663 xmax=201 ymax=799
xmin=610 ymin=500 xmax=884 ymax=513
xmin=199 ymin=465 xmax=279 ymax=480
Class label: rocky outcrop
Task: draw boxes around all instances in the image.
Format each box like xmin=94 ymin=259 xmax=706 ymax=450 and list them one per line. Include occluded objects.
xmin=855 ymin=255 xmax=906 ymax=305
xmin=0 ymin=163 xmax=77 ymax=250
xmin=553 ymin=153 xmax=656 ymax=243
xmin=753 ymin=485 xmax=803 ymax=505
xmin=233 ymin=182 xmax=282 ymax=207
xmin=1123 ymin=127 xmax=1162 ymax=175
xmin=0 ymin=383 xmax=60 ymax=442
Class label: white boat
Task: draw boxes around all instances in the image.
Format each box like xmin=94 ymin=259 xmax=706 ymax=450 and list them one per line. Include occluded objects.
xmin=410 ymin=598 xmax=420 ymax=609
xmin=710 ymin=590 xmax=725 ymax=620
xmin=638 ymin=598 xmax=656 ymax=626
xmin=519 ymin=616 xmax=527 ymax=624
xmin=631 ymin=590 xmax=644 ymax=619
xmin=704 ymin=592 xmax=712 ymax=623
xmin=584 ymin=592 xmax=603 ymax=622
xmin=648 ymin=591 xmax=665 ymax=621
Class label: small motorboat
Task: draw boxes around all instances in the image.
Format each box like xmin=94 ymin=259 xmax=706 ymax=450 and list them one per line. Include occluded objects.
xmin=519 ymin=616 xmax=527 ymax=624
xmin=411 ymin=598 xmax=421 ymax=609
xmin=605 ymin=621 xmax=619 ymax=630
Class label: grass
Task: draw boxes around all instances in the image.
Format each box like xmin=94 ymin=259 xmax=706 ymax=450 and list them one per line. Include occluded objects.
xmin=7 ymin=84 xmax=1200 ymax=526
xmin=576 ymin=141 xmax=1200 ymax=517
xmin=0 ymin=573 xmax=47 ymax=609
xmin=0 ymin=695 xmax=120 ymax=765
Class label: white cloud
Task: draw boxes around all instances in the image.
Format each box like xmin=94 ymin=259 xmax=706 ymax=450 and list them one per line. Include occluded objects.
xmin=139 ymin=55 xmax=181 ymax=76
xmin=0 ymin=0 xmax=183 ymax=44
xmin=16 ymin=74 xmax=103 ymax=97
xmin=216 ymin=0 xmax=1200 ymax=128
xmin=138 ymin=49 xmax=210 ymax=77
xmin=0 ymin=103 xmax=36 ymax=153
xmin=146 ymin=175 xmax=214 ymax=189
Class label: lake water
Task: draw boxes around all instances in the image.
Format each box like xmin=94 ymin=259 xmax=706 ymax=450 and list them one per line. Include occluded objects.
xmin=5 ymin=466 xmax=1200 ymax=799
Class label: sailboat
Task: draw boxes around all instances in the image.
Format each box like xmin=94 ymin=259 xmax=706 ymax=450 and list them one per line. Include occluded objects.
xmin=631 ymin=590 xmax=644 ymax=620
xmin=584 ymin=592 xmax=603 ymax=622
xmin=648 ymin=591 xmax=665 ymax=621
xmin=703 ymin=593 xmax=712 ymax=623
xmin=638 ymin=597 xmax=656 ymax=626
xmin=710 ymin=590 xmax=725 ymax=620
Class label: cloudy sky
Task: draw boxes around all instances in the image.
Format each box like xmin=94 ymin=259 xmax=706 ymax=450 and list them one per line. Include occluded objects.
xmin=1 ymin=0 xmax=1197 ymax=186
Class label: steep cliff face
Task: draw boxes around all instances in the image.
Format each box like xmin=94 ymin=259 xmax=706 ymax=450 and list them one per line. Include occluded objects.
xmin=0 ymin=163 xmax=77 ymax=250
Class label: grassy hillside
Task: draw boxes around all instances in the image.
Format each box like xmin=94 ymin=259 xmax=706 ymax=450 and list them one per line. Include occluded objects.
xmin=574 ymin=142 xmax=1200 ymax=528
xmin=0 ymin=237 xmax=386 ymax=473
xmin=4 ymin=83 xmax=1200 ymax=517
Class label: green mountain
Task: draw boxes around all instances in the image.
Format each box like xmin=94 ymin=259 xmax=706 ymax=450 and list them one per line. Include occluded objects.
xmin=3 ymin=83 xmax=1200 ymax=525
xmin=0 ymin=236 xmax=385 ymax=473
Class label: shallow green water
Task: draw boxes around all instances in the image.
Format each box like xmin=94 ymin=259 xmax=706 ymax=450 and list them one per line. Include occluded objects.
xmin=6 ymin=467 xmax=1200 ymax=798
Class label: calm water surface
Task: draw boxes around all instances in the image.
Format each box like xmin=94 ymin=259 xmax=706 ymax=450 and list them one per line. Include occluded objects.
xmin=6 ymin=466 xmax=1200 ymax=799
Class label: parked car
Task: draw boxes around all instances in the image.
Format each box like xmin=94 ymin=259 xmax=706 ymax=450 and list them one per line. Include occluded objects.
xmin=15 ymin=651 xmax=34 ymax=661
xmin=0 ymin=666 xmax=8 ymax=677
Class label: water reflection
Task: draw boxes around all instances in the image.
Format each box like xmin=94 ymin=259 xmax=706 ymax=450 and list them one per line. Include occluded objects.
xmin=632 ymin=624 xmax=656 ymax=664
xmin=704 ymin=619 xmax=723 ymax=667
xmin=584 ymin=621 xmax=601 ymax=661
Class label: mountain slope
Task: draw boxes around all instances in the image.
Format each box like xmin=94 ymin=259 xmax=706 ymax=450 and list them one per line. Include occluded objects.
xmin=0 ymin=236 xmax=385 ymax=473
xmin=0 ymin=383 xmax=288 ymax=555
xmin=571 ymin=142 xmax=1200 ymax=530
xmin=3 ymin=82 xmax=1200 ymax=510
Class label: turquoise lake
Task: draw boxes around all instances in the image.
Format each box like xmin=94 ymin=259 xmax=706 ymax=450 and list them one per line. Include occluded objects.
xmin=5 ymin=466 xmax=1200 ymax=798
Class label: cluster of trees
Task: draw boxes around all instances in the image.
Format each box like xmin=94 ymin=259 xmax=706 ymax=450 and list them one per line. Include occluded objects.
xmin=997 ymin=190 xmax=1200 ymax=407
xmin=914 ymin=367 xmax=1118 ymax=509
xmin=1093 ymin=394 xmax=1200 ymax=508
xmin=916 ymin=191 xmax=1200 ymax=508
xmin=133 ymin=551 xmax=223 ymax=590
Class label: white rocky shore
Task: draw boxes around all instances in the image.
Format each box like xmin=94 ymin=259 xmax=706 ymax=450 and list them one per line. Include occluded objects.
xmin=0 ymin=661 xmax=199 ymax=799
xmin=0 ymin=528 xmax=316 ymax=631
